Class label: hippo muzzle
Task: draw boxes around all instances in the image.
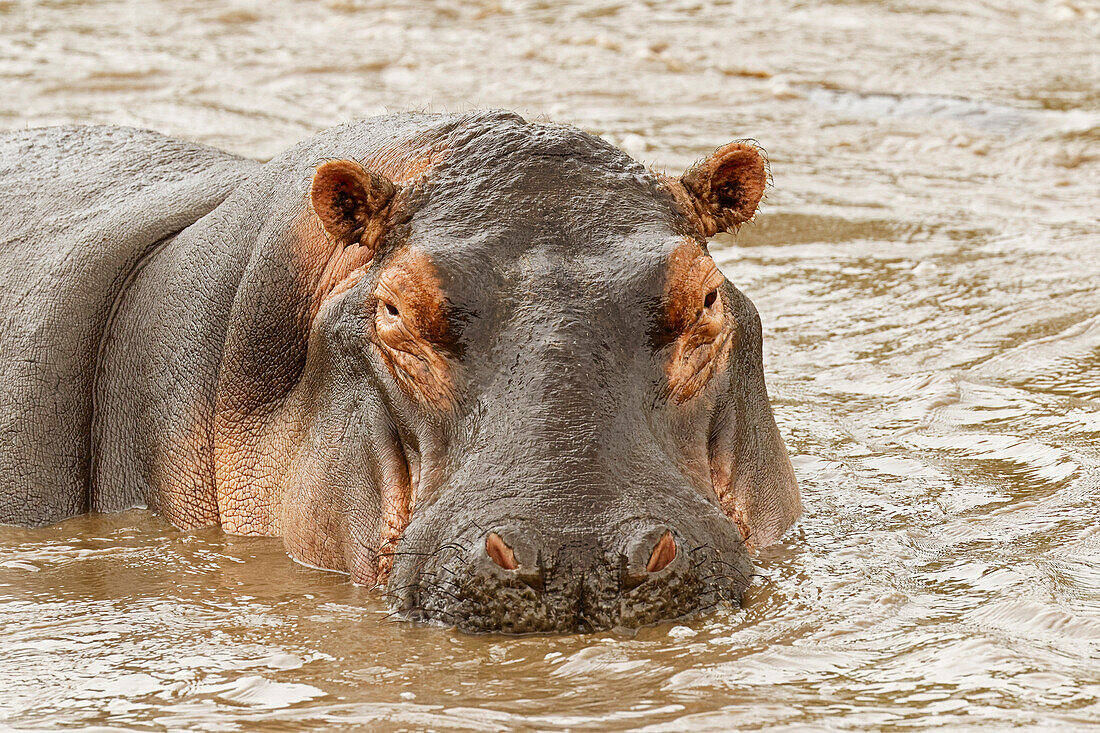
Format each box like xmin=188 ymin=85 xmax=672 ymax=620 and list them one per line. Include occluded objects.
xmin=390 ymin=514 xmax=751 ymax=633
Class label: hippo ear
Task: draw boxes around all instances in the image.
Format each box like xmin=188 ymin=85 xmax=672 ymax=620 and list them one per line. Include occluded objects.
xmin=310 ymin=160 xmax=397 ymax=251
xmin=679 ymin=142 xmax=768 ymax=237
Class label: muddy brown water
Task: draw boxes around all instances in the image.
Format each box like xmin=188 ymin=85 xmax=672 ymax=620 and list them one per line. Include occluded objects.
xmin=2 ymin=0 xmax=1099 ymax=730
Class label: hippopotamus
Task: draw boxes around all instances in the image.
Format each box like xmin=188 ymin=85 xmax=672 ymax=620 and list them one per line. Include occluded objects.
xmin=0 ymin=111 xmax=799 ymax=632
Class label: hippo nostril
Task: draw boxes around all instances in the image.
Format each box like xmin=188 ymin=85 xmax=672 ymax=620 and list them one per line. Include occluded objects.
xmin=621 ymin=527 xmax=678 ymax=592
xmin=646 ymin=530 xmax=677 ymax=573
xmin=485 ymin=532 xmax=519 ymax=570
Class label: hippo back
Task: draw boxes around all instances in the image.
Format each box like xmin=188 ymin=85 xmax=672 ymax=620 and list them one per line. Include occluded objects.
xmin=0 ymin=126 xmax=254 ymax=525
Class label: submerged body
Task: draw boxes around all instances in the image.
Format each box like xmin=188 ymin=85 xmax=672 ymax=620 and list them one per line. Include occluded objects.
xmin=0 ymin=112 xmax=799 ymax=632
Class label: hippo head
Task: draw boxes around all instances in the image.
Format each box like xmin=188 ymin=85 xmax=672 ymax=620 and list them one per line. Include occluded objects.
xmin=215 ymin=112 xmax=799 ymax=633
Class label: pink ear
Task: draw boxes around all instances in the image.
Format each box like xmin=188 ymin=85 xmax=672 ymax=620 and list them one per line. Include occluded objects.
xmin=679 ymin=142 xmax=768 ymax=237
xmin=310 ymin=159 xmax=397 ymax=250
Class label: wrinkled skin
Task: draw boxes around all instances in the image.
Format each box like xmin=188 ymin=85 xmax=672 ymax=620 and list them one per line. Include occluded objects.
xmin=0 ymin=111 xmax=800 ymax=632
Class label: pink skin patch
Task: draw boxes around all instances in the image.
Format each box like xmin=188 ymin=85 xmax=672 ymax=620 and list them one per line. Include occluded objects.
xmin=646 ymin=530 xmax=677 ymax=573
xmin=485 ymin=532 xmax=519 ymax=570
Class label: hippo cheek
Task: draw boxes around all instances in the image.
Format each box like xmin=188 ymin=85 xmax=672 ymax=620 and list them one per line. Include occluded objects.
xmin=279 ymin=435 xmax=417 ymax=589
xmin=278 ymin=438 xmax=361 ymax=580
xmin=275 ymin=344 xmax=420 ymax=588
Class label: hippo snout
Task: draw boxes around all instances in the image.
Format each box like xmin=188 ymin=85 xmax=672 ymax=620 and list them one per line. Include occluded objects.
xmin=389 ymin=519 xmax=752 ymax=634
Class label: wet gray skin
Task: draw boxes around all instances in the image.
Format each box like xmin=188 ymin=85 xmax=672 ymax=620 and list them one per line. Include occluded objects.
xmin=0 ymin=111 xmax=799 ymax=633
xmin=376 ymin=120 xmax=792 ymax=632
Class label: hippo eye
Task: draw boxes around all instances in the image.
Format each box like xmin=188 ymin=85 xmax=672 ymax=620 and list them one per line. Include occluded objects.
xmin=703 ymin=288 xmax=718 ymax=309
xmin=377 ymin=298 xmax=400 ymax=321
